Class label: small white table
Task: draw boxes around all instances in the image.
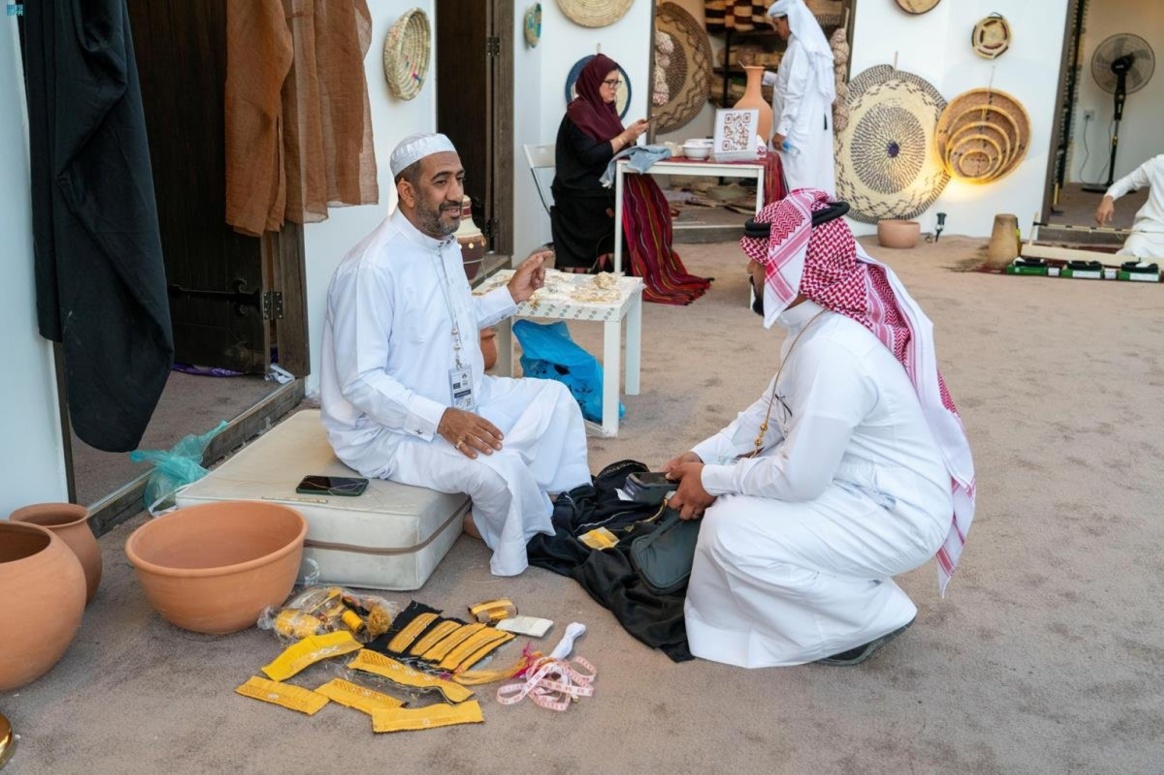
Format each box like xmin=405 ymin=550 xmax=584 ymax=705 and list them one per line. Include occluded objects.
xmin=474 ymin=270 xmax=644 ymax=438
xmin=613 ymin=158 xmax=767 ymax=274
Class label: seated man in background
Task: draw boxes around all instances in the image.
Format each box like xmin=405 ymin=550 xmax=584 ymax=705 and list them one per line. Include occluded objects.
xmin=1094 ymin=153 xmax=1164 ymax=259
xmin=663 ymin=189 xmax=976 ymax=668
xmin=320 ymin=132 xmax=591 ymax=577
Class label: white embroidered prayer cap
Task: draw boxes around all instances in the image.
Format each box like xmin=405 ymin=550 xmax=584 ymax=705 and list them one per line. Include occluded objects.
xmin=389 ymin=132 xmax=458 ymax=178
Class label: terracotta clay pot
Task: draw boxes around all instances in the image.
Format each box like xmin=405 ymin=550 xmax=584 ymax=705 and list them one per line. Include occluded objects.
xmin=877 ymin=219 xmax=921 ymax=249
xmin=125 ymin=501 xmax=307 ymax=635
xmin=733 ymin=65 xmax=774 ymax=146
xmin=480 ymin=327 xmax=499 ymax=371
xmin=11 ymin=503 xmax=102 ymax=605
xmin=454 ymin=195 xmax=487 ymax=280
xmin=0 ymin=521 xmax=86 ymax=691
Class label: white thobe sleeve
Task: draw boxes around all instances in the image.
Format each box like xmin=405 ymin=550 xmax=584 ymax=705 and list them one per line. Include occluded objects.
xmin=329 ymin=266 xmax=447 ymax=442
xmin=1106 ymin=161 xmax=1152 ymax=200
xmin=475 ymin=286 xmax=518 ymax=329
xmin=700 ymin=340 xmax=877 ymax=501
xmin=691 ymin=375 xmax=786 ymax=464
xmin=775 ymin=44 xmax=810 ymax=137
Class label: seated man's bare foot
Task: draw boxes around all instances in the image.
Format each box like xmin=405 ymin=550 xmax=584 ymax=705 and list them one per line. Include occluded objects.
xmin=463 ymin=511 xmax=482 ymax=540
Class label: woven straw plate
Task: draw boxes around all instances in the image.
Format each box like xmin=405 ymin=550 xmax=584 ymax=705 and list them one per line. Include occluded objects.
xmin=557 ymin=0 xmax=634 ymax=28
xmin=653 ymin=2 xmax=713 ymax=135
xmin=834 ymin=65 xmax=949 ymax=223
xmin=383 ymin=8 xmax=430 ymax=101
xmin=936 ymin=88 xmax=1030 ymax=183
xmin=972 ymin=14 xmax=1011 ymax=60
xmin=895 ymin=0 xmax=940 ymax=14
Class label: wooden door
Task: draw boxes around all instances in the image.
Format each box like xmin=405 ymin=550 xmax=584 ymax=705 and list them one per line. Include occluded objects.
xmin=127 ymin=0 xmax=307 ymax=376
xmin=434 ymin=0 xmax=514 ymax=255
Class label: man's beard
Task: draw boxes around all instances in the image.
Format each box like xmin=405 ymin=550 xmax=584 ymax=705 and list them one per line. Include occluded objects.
xmin=749 ymin=276 xmax=764 ymax=317
xmin=415 ymin=200 xmax=461 ymax=238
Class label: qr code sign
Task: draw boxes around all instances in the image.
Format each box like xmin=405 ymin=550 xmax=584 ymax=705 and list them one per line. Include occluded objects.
xmin=720 ymin=111 xmax=753 ymax=152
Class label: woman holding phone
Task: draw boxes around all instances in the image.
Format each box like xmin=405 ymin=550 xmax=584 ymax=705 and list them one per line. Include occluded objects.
xmin=551 ymin=54 xmax=649 ymax=273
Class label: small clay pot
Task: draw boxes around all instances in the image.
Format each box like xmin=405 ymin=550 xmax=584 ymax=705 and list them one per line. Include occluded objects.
xmin=480 ymin=328 xmax=499 ymax=371
xmin=877 ymin=219 xmax=921 ymax=249
xmin=0 ymin=521 xmax=86 ymax=691
xmin=125 ymin=501 xmax=307 ymax=635
xmin=11 ymin=502 xmax=102 ymax=605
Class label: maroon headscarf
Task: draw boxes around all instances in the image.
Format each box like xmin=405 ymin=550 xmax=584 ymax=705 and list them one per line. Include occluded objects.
xmin=566 ymin=54 xmax=626 ymax=143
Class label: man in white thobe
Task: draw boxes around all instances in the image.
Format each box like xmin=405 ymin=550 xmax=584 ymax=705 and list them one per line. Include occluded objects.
xmin=1095 ymin=153 xmax=1164 ymax=259
xmin=761 ymin=0 xmax=836 ymax=195
xmin=663 ymin=189 xmax=976 ymax=668
xmin=320 ymin=133 xmax=591 ymax=577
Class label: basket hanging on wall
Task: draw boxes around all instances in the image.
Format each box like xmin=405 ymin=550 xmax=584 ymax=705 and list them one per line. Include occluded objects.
xmin=936 ymin=88 xmax=1031 ymax=183
xmin=384 ymin=8 xmax=431 ymax=101
xmin=971 ymin=14 xmax=1011 ymax=60
xmin=653 ymin=2 xmax=714 ymax=134
xmin=834 ymin=65 xmax=949 ymax=223
xmin=557 ymin=0 xmax=634 ymax=28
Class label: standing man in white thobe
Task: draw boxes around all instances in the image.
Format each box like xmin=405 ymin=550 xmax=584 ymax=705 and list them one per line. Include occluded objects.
xmin=1094 ymin=153 xmax=1164 ymax=259
xmin=761 ymin=0 xmax=836 ymax=195
xmin=320 ymin=132 xmax=592 ymax=577
xmin=663 ymin=189 xmax=976 ymax=668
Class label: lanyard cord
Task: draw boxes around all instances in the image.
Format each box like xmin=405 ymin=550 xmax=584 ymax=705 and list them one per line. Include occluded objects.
xmin=432 ymin=246 xmax=466 ymax=369
xmin=749 ymin=308 xmax=827 ymax=459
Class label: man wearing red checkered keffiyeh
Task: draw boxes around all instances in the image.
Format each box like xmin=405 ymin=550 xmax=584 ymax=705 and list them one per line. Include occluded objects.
xmin=663 ymin=188 xmax=976 ymax=668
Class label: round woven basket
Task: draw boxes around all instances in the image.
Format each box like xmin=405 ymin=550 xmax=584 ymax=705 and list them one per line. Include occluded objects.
xmin=895 ymin=0 xmax=940 ymax=14
xmin=834 ymin=65 xmax=949 ymax=224
xmin=936 ymin=88 xmax=1030 ymax=183
xmin=557 ymin=0 xmax=634 ymax=27
xmin=653 ymin=2 xmax=713 ymax=135
xmin=972 ymin=14 xmax=1011 ymax=59
xmin=383 ymin=8 xmax=431 ymax=101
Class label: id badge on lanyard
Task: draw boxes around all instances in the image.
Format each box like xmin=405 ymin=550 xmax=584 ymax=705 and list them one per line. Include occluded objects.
xmin=449 ymin=366 xmax=475 ymax=410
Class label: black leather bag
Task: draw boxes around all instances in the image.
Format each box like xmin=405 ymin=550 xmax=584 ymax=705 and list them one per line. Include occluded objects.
xmin=629 ymin=508 xmax=701 ymax=595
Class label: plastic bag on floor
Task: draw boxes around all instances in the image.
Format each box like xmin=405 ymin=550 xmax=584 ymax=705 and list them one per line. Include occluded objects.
xmin=513 ymin=320 xmax=623 ymax=424
xmin=129 ymin=420 xmax=228 ymax=516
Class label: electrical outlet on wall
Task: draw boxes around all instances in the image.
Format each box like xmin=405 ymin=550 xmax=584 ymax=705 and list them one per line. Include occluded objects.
xmin=1084 ymin=109 xmax=1096 ymax=121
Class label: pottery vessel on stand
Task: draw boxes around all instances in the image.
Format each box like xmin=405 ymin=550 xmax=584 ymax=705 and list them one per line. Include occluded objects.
xmin=11 ymin=502 xmax=102 ymax=605
xmin=454 ymin=195 xmax=487 ymax=281
xmin=733 ymin=65 xmax=774 ymax=146
xmin=0 ymin=521 xmax=86 ymax=691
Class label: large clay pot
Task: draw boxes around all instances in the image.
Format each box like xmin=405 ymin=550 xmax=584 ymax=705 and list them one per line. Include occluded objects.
xmin=11 ymin=503 xmax=102 ymax=605
xmin=480 ymin=327 xmax=499 ymax=371
xmin=733 ymin=65 xmax=774 ymax=146
xmin=125 ymin=501 xmax=307 ymax=635
xmin=877 ymin=219 xmax=921 ymax=249
xmin=454 ymin=195 xmax=487 ymax=280
xmin=0 ymin=521 xmax=86 ymax=691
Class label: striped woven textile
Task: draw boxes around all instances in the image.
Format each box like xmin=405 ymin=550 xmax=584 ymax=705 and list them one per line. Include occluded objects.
xmin=621 ymin=174 xmax=712 ymax=305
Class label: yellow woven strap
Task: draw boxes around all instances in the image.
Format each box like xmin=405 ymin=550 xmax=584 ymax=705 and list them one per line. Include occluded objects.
xmin=347 ymin=649 xmax=474 ymax=704
xmin=387 ymin=612 xmax=440 ymax=654
xmin=314 ymin=678 xmax=404 ymax=715
xmin=261 ymin=631 xmax=362 ymax=682
xmin=235 ymin=676 xmax=329 ymax=716
xmin=371 ymin=701 xmax=484 ymax=733
xmin=408 ymin=620 xmax=463 ymax=657
xmin=420 ymin=623 xmax=486 ymax=663
xmin=439 ymin=628 xmax=515 ymax=672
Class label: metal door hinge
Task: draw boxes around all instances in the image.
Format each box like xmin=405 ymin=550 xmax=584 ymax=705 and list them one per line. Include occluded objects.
xmin=486 ymin=36 xmax=500 ymax=58
xmin=263 ymin=291 xmax=284 ymax=320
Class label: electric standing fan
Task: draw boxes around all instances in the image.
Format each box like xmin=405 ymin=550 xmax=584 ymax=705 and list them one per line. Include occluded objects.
xmin=1082 ymin=33 xmax=1155 ymax=193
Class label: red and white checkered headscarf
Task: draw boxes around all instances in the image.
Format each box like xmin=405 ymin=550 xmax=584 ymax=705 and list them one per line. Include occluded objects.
xmin=741 ymin=188 xmax=976 ymax=595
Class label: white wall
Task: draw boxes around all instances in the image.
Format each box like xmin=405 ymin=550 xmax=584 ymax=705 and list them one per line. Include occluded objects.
xmin=0 ymin=23 xmax=70 ymax=516
xmin=849 ymin=0 xmax=1069 ymax=238
xmin=1070 ymin=0 xmax=1164 ymax=185
xmin=300 ymin=1 xmax=436 ymax=397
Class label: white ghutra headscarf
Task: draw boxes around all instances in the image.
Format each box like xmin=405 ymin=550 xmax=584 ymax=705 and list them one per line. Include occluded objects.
xmin=768 ymin=0 xmax=836 ymax=104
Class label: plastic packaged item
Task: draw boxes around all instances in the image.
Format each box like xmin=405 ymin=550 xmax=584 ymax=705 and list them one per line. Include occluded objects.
xmin=129 ymin=420 xmax=228 ymax=516
xmin=257 ymin=585 xmax=400 ymax=643
xmin=780 ymin=140 xmax=801 ymax=157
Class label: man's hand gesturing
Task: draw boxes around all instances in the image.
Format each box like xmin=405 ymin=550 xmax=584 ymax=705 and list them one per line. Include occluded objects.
xmin=507 ymin=250 xmax=551 ymax=303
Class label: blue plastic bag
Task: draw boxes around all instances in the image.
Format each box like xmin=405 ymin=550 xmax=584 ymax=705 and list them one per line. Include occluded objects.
xmin=129 ymin=420 xmax=228 ymax=515
xmin=513 ymin=320 xmax=624 ymax=424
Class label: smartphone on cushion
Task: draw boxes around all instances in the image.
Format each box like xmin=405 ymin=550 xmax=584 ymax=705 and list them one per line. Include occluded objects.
xmin=295 ymin=475 xmax=369 ymax=497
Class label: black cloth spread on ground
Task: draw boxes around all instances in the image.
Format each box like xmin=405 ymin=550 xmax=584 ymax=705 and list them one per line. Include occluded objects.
xmin=526 ymin=460 xmax=694 ymax=662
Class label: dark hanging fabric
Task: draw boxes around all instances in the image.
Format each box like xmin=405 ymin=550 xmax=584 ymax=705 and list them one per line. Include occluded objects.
xmin=526 ymin=460 xmax=694 ymax=662
xmin=23 ymin=0 xmax=174 ymax=453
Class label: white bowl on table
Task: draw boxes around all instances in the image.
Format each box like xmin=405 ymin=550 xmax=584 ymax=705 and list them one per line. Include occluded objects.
xmin=682 ymin=142 xmax=711 ymax=160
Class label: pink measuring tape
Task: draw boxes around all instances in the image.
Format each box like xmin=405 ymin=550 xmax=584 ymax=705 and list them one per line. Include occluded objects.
xmin=495 ymin=655 xmax=596 ymax=711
